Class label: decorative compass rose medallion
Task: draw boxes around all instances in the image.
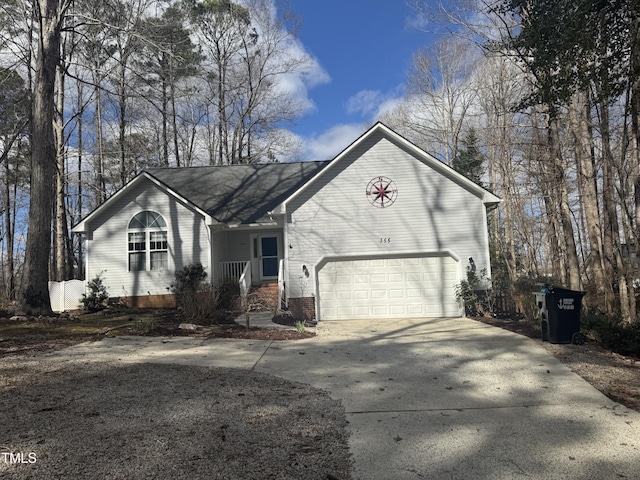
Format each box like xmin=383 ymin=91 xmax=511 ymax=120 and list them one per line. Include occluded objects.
xmin=366 ymin=176 xmax=398 ymax=208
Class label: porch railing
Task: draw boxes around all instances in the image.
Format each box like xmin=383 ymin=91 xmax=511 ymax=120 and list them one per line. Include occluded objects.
xmin=238 ymin=261 xmax=252 ymax=297
xmin=277 ymin=259 xmax=286 ymax=310
xmin=220 ymin=261 xmax=249 ymax=282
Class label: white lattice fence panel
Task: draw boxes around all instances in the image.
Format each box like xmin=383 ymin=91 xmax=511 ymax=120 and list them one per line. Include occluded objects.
xmin=48 ymin=280 xmax=86 ymax=313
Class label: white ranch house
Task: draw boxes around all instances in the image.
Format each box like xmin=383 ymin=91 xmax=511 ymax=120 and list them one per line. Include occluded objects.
xmin=72 ymin=123 xmax=500 ymax=320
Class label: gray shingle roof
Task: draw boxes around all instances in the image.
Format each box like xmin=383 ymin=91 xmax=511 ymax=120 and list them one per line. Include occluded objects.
xmin=147 ymin=161 xmax=328 ymax=224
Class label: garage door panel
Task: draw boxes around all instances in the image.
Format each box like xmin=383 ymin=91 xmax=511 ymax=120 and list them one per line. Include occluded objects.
xmin=337 ymin=291 xmax=352 ymax=300
xmin=443 ymin=271 xmax=458 ymax=281
xmin=388 ymin=273 xmax=404 ymax=283
xmin=406 ymin=272 xmax=421 ymax=282
xmin=407 ymin=304 xmax=425 ymax=314
xmin=318 ymin=255 xmax=460 ymax=320
xmin=353 ymin=290 xmax=369 ymax=300
xmin=406 ymin=288 xmax=423 ymax=298
xmin=372 ymin=305 xmax=388 ymax=316
xmin=371 ymin=289 xmax=386 ymax=299
xmin=389 ymin=289 xmax=405 ymax=299
xmin=370 ymin=273 xmax=386 ymax=283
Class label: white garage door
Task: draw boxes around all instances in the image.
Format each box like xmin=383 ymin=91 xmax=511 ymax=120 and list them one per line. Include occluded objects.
xmin=318 ymin=255 xmax=461 ymax=320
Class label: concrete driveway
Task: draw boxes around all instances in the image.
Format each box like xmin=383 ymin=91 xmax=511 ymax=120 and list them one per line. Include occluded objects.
xmin=50 ymin=317 xmax=640 ymax=479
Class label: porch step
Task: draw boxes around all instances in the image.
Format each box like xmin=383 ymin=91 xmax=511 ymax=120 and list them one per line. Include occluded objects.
xmin=247 ymin=283 xmax=279 ymax=311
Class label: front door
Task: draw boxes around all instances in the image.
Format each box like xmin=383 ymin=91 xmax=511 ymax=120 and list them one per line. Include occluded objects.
xmin=252 ymin=234 xmax=280 ymax=281
xmin=260 ymin=236 xmax=278 ymax=279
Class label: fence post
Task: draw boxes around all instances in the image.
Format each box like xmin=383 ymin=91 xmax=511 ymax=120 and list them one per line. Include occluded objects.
xmin=60 ymin=280 xmax=65 ymax=313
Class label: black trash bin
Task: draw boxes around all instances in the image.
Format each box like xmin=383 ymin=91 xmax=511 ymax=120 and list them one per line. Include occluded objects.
xmin=535 ymin=285 xmax=586 ymax=344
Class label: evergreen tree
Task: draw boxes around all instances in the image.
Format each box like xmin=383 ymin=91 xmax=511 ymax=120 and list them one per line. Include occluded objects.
xmin=452 ymin=128 xmax=485 ymax=187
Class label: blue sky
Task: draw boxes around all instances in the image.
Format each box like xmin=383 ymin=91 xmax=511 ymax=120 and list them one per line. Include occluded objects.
xmin=283 ymin=1 xmax=435 ymax=160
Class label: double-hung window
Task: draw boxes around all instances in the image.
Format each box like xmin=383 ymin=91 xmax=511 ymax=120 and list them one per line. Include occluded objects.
xmin=128 ymin=211 xmax=168 ymax=272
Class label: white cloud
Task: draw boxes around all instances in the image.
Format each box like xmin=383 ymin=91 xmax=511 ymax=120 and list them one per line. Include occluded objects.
xmin=346 ymin=87 xmax=404 ymax=120
xmin=302 ymin=123 xmax=368 ymax=160
xmin=275 ymin=54 xmax=331 ymax=115
xmin=293 ymin=88 xmax=404 ymax=161
xmin=346 ymin=90 xmax=384 ymax=116
xmin=375 ymin=95 xmax=404 ymax=119
xmin=238 ymin=0 xmax=331 ymax=117
xmin=304 ymin=57 xmax=332 ymax=88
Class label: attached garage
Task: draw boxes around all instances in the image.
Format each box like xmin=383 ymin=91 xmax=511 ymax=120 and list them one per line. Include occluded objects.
xmin=317 ymin=254 xmax=461 ymax=320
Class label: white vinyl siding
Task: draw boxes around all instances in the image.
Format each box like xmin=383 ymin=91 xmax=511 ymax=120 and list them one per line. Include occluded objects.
xmin=318 ymin=255 xmax=460 ymax=320
xmin=85 ymin=178 xmax=210 ymax=298
xmin=286 ymin=132 xmax=491 ymax=317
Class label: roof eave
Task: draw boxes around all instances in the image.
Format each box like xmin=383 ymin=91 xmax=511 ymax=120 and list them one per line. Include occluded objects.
xmin=276 ymin=122 xmax=503 ymax=212
xmin=71 ymin=172 xmax=217 ymax=234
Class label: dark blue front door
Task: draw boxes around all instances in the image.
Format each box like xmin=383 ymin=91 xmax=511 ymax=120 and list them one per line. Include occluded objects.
xmin=261 ymin=236 xmax=278 ymax=278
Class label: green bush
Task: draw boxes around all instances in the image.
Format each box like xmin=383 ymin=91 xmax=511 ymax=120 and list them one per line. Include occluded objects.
xmin=582 ymin=311 xmax=640 ymax=358
xmin=171 ymin=263 xmax=207 ymax=298
xmin=217 ymin=279 xmax=241 ymax=310
xmin=81 ymin=274 xmax=109 ymax=311
xmin=455 ymin=267 xmax=491 ymax=316
xmin=171 ymin=264 xmax=218 ymax=322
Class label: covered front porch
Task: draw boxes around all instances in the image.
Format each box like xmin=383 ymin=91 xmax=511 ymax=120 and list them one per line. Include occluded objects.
xmin=213 ymin=228 xmax=286 ymax=308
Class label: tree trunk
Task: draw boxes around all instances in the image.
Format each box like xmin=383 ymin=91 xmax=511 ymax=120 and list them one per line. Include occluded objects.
xmin=118 ymin=67 xmax=127 ymax=188
xmin=631 ymin=13 xmax=640 ymax=325
xmin=548 ymin=116 xmax=582 ymax=290
xmin=569 ymin=93 xmax=610 ymax=309
xmin=94 ymin=67 xmax=105 ymax=203
xmin=161 ymin=69 xmax=169 ymax=167
xmin=532 ymin=114 xmax=563 ymax=281
xmin=54 ymin=61 xmax=67 ymax=282
xmin=170 ymin=78 xmax=181 ymax=167
xmin=19 ymin=0 xmax=64 ymax=314
xmin=600 ymin=97 xmax=635 ymax=321
xmin=76 ymin=80 xmax=83 ymax=279
xmin=4 ymin=158 xmax=14 ymax=301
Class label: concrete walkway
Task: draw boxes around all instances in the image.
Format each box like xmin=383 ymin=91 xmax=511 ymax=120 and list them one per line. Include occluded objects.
xmin=47 ymin=317 xmax=640 ymax=479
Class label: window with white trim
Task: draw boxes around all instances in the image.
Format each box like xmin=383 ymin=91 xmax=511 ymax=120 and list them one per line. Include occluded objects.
xmin=128 ymin=211 xmax=168 ymax=271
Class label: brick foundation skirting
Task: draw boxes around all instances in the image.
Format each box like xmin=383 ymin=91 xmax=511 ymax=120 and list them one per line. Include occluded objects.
xmin=120 ymin=294 xmax=177 ymax=309
xmin=288 ymin=297 xmax=316 ymax=321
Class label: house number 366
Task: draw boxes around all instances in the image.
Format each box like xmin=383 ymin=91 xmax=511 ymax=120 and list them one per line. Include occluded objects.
xmin=379 ymin=237 xmax=391 ymax=244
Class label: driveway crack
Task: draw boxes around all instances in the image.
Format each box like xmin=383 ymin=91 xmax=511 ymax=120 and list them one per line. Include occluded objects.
xmin=251 ymin=340 xmax=274 ymax=371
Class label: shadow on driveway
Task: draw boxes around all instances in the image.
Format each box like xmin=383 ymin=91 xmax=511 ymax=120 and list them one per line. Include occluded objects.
xmin=255 ymin=317 xmax=640 ymax=479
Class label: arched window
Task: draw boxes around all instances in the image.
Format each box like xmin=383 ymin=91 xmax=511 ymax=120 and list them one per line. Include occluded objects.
xmin=128 ymin=211 xmax=168 ymax=271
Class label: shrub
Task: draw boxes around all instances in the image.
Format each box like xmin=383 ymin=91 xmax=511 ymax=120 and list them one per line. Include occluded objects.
xmin=507 ymin=275 xmax=563 ymax=321
xmin=172 ymin=263 xmax=207 ymax=298
xmin=582 ymin=311 xmax=640 ymax=358
xmin=455 ymin=268 xmax=491 ymax=316
xmin=171 ymin=264 xmax=218 ymax=322
xmin=217 ymin=279 xmax=241 ymax=310
xmin=134 ymin=317 xmax=157 ymax=334
xmin=81 ymin=274 xmax=109 ymax=311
